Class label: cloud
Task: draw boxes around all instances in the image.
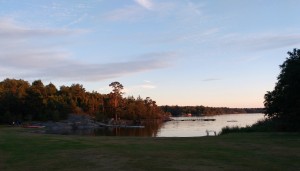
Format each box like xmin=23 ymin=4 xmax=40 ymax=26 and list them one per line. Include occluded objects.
xmin=31 ymin=52 xmax=176 ymax=82
xmin=220 ymin=33 xmax=300 ymax=51
xmin=103 ymin=0 xmax=154 ymax=21
xmin=145 ymin=27 xmax=219 ymax=45
xmin=103 ymin=1 xmax=204 ymax=22
xmin=0 ymin=18 xmax=177 ymax=82
xmin=0 ymin=18 xmax=69 ymax=67
xmin=0 ymin=18 xmax=86 ymax=39
xmin=0 ymin=18 xmax=84 ymax=69
xmin=138 ymin=80 xmax=156 ymax=89
xmin=134 ymin=0 xmax=153 ymax=10
xmin=121 ymin=80 xmax=157 ymax=95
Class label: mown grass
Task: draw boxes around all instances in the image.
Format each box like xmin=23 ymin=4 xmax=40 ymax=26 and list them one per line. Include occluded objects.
xmin=0 ymin=127 xmax=299 ymax=171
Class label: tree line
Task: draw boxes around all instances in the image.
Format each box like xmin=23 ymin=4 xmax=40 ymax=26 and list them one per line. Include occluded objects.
xmin=0 ymin=79 xmax=169 ymax=124
xmin=264 ymin=48 xmax=300 ymax=131
xmin=160 ymin=105 xmax=263 ymax=117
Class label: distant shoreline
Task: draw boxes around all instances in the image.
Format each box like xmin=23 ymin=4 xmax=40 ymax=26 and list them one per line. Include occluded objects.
xmin=160 ymin=105 xmax=264 ymax=117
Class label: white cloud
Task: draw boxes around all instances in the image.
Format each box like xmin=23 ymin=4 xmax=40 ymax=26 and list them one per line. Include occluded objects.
xmin=134 ymin=0 xmax=153 ymax=10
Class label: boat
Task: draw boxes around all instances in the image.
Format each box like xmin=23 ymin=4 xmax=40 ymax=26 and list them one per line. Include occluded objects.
xmin=203 ymin=119 xmax=216 ymax=121
xmin=107 ymin=125 xmax=145 ymax=128
xmin=98 ymin=123 xmax=145 ymax=128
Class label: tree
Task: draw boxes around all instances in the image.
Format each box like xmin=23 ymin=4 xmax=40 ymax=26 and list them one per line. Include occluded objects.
xmin=45 ymin=83 xmax=57 ymax=97
xmin=109 ymin=82 xmax=124 ymax=95
xmin=25 ymin=80 xmax=47 ymax=120
xmin=0 ymin=79 xmax=30 ymax=123
xmin=109 ymin=82 xmax=124 ymax=121
xmin=0 ymin=78 xmax=169 ymax=123
xmin=264 ymin=49 xmax=300 ymax=127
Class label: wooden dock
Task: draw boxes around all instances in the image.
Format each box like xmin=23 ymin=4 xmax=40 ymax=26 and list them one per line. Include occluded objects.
xmin=97 ymin=122 xmax=144 ymax=128
xmin=172 ymin=118 xmax=216 ymax=121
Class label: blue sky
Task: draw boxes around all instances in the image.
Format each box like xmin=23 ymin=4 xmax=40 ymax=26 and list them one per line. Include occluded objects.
xmin=1 ymin=0 xmax=300 ymax=107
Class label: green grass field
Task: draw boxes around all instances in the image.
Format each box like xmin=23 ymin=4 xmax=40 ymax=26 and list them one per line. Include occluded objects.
xmin=0 ymin=127 xmax=299 ymax=171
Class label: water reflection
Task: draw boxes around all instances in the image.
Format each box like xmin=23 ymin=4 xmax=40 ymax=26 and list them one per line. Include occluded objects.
xmin=94 ymin=122 xmax=162 ymax=136
xmin=46 ymin=114 xmax=265 ymax=137
xmin=46 ymin=120 xmax=163 ymax=137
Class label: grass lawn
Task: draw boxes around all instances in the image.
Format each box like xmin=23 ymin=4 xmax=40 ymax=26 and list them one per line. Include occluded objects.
xmin=0 ymin=127 xmax=299 ymax=171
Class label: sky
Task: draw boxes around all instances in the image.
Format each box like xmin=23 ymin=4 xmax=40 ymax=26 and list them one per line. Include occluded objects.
xmin=1 ymin=0 xmax=300 ymax=108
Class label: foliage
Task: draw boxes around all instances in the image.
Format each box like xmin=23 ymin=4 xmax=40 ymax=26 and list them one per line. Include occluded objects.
xmin=219 ymin=118 xmax=277 ymax=135
xmin=161 ymin=105 xmax=263 ymax=116
xmin=0 ymin=79 xmax=169 ymax=123
xmin=109 ymin=81 xmax=124 ymax=95
xmin=225 ymin=119 xmax=300 ymax=135
xmin=264 ymin=48 xmax=300 ymax=130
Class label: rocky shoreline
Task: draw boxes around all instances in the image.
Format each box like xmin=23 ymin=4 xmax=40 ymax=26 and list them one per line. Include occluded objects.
xmin=24 ymin=114 xmax=147 ymax=132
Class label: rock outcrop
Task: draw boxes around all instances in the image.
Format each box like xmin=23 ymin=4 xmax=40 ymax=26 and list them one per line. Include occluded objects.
xmin=42 ymin=114 xmax=102 ymax=131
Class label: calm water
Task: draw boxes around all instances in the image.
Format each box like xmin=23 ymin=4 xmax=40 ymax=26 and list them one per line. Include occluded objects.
xmin=47 ymin=113 xmax=265 ymax=137
xmin=157 ymin=113 xmax=265 ymax=137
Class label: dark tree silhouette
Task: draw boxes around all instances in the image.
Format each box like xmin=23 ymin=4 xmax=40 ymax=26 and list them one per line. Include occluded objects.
xmin=264 ymin=49 xmax=300 ymax=128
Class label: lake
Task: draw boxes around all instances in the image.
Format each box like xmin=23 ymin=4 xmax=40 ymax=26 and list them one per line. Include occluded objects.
xmin=157 ymin=113 xmax=265 ymax=137
xmin=47 ymin=113 xmax=265 ymax=137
